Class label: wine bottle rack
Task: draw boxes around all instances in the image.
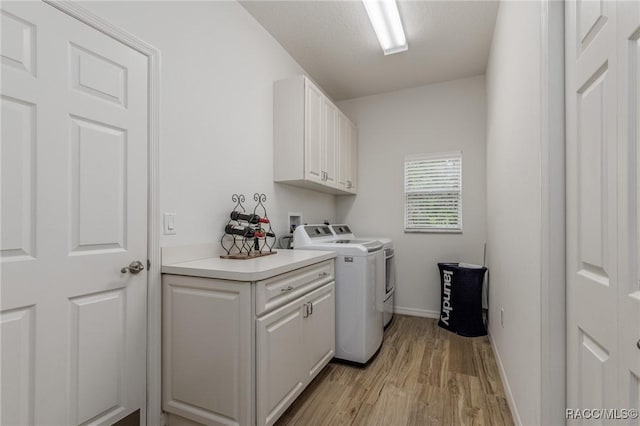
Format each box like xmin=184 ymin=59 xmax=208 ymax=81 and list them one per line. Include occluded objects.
xmin=220 ymin=193 xmax=277 ymax=259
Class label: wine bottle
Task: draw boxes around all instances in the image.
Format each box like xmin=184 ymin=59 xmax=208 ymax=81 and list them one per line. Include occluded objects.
xmin=230 ymin=210 xmax=270 ymax=224
xmin=225 ymin=224 xmax=263 ymax=238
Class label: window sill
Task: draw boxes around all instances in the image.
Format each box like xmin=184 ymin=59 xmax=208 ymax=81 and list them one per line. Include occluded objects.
xmin=404 ymin=228 xmax=463 ymax=234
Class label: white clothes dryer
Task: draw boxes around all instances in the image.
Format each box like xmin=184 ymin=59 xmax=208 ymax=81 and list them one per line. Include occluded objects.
xmin=293 ymin=225 xmax=384 ymax=364
xmin=329 ymin=225 xmax=395 ymax=328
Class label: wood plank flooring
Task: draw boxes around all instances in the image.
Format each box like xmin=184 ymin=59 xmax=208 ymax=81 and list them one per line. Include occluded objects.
xmin=276 ymin=315 xmax=514 ymax=426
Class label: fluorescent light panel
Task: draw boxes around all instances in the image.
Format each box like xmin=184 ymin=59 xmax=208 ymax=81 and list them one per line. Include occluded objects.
xmin=362 ymin=0 xmax=407 ymax=55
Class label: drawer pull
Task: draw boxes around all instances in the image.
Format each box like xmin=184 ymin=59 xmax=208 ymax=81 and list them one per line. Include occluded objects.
xmin=280 ymin=285 xmax=294 ymax=292
xmin=318 ymin=272 xmax=329 ymax=278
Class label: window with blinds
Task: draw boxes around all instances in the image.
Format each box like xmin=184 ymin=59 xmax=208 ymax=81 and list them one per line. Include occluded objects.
xmin=404 ymin=151 xmax=462 ymax=232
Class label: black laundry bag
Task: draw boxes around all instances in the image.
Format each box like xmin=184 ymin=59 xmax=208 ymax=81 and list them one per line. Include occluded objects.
xmin=437 ymin=262 xmax=487 ymax=337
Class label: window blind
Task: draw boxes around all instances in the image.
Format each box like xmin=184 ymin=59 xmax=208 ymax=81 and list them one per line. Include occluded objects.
xmin=404 ymin=152 xmax=462 ymax=232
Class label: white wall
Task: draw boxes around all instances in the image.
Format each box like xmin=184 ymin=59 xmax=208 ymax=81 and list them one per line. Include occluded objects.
xmin=485 ymin=2 xmax=565 ymax=425
xmin=80 ymin=1 xmax=336 ymax=250
xmin=336 ymin=75 xmax=487 ymax=317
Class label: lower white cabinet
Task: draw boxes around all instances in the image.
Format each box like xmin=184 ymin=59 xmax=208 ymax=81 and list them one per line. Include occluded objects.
xmin=304 ymin=285 xmax=336 ymax=380
xmin=163 ymin=276 xmax=252 ymax=426
xmin=163 ymin=259 xmax=335 ymax=426
xmin=256 ymin=283 xmax=335 ymax=426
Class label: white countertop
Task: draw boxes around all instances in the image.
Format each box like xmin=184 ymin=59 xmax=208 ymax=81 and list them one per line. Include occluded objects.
xmin=161 ymin=246 xmax=336 ymax=281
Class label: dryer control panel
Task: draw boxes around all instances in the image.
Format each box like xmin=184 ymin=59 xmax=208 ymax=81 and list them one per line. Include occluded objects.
xmin=304 ymin=225 xmax=333 ymax=238
xmin=331 ymin=225 xmax=352 ymax=235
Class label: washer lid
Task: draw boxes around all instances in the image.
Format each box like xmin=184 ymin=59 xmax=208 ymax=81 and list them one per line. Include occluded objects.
xmin=330 ymin=224 xmax=393 ymax=248
xmin=299 ymin=241 xmax=382 ymax=256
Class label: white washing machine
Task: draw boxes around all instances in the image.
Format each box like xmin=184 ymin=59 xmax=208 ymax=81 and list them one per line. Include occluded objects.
xmin=293 ymin=224 xmax=384 ymax=364
xmin=330 ymin=225 xmax=395 ymax=328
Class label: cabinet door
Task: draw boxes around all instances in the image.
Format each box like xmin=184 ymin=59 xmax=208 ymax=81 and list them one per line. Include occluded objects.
xmin=323 ymin=100 xmax=338 ymax=187
xmin=304 ymin=82 xmax=324 ymax=184
xmin=337 ymin=114 xmax=349 ymax=191
xmin=256 ymin=299 xmax=306 ymax=426
xmin=162 ymin=275 xmax=251 ymax=426
xmin=304 ymin=282 xmax=336 ymax=381
xmin=348 ymin=123 xmax=358 ymax=193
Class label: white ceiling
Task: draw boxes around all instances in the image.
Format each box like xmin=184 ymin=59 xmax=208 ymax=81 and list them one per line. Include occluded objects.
xmin=240 ymin=1 xmax=499 ymax=101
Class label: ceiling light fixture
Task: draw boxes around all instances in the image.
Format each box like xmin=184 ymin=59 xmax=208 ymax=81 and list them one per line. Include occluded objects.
xmin=362 ymin=0 xmax=408 ymax=55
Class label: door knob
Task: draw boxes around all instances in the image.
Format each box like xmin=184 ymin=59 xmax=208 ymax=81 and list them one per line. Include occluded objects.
xmin=637 ymin=339 xmax=640 ymax=350
xmin=121 ymin=260 xmax=145 ymax=274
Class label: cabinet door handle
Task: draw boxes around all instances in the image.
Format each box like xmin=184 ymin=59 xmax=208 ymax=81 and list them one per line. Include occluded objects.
xmin=318 ymin=271 xmax=329 ymax=278
xmin=303 ymin=303 xmax=309 ymax=318
xmin=309 ymin=301 xmax=313 ymax=315
xmin=280 ymin=285 xmax=294 ymax=292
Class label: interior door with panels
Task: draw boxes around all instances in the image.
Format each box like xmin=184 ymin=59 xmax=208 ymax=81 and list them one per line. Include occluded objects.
xmin=566 ymin=0 xmax=620 ymax=417
xmin=618 ymin=0 xmax=640 ymax=414
xmin=1 ymin=1 xmax=148 ymax=424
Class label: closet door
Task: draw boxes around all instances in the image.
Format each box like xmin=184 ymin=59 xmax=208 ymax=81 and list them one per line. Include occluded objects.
xmin=617 ymin=0 xmax=640 ymax=413
xmin=567 ymin=0 xmax=640 ymax=419
xmin=566 ymin=0 xmax=620 ymax=416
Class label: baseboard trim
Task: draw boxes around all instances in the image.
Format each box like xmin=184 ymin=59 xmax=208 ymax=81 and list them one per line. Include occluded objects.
xmin=488 ymin=333 xmax=523 ymax=426
xmin=394 ymin=306 xmax=440 ymax=319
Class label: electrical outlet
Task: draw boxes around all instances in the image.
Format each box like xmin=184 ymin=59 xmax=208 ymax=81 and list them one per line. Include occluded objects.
xmin=500 ymin=308 xmax=505 ymax=328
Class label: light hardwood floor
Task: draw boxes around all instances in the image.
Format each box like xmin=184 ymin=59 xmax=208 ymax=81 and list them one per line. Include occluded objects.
xmin=276 ymin=315 xmax=514 ymax=426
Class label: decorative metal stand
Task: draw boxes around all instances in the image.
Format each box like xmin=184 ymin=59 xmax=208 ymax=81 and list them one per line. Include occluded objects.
xmin=220 ymin=193 xmax=277 ymax=259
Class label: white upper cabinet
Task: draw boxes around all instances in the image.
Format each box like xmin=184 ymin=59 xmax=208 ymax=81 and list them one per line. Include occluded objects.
xmin=274 ymin=75 xmax=357 ymax=195
xmin=323 ymin=98 xmax=338 ymax=188
xmin=336 ymin=113 xmax=357 ymax=193
xmin=304 ymin=82 xmax=324 ymax=184
xmin=348 ymin=121 xmax=358 ymax=192
xmin=337 ymin=113 xmax=348 ymax=191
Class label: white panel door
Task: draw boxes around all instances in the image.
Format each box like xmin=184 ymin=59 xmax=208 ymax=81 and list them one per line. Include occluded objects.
xmin=566 ymin=0 xmax=619 ymax=417
xmin=567 ymin=0 xmax=640 ymax=420
xmin=0 ymin=2 xmax=148 ymax=425
xmin=618 ymin=0 xmax=640 ymax=414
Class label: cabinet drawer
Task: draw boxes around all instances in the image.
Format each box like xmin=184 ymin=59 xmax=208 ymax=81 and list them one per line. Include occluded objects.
xmin=256 ymin=260 xmax=334 ymax=316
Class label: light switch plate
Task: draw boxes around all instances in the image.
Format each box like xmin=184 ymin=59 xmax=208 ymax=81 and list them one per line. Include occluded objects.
xmin=164 ymin=213 xmax=176 ymax=235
